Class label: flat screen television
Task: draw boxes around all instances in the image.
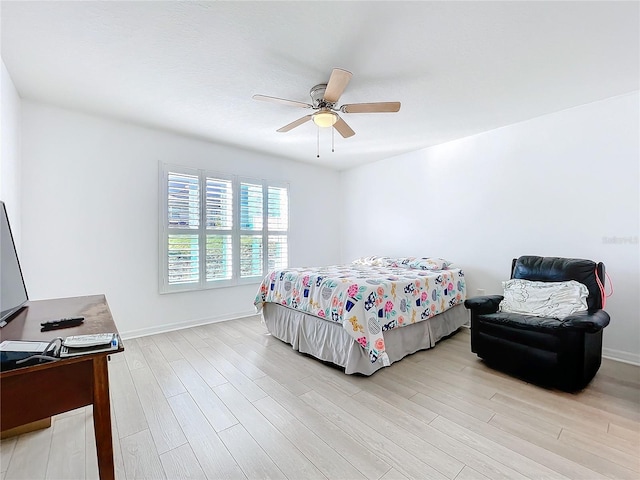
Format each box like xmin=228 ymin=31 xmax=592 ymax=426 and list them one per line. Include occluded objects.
xmin=0 ymin=201 xmax=28 ymax=327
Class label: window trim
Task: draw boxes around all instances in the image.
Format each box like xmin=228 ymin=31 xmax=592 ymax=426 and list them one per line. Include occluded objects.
xmin=159 ymin=163 xmax=289 ymax=294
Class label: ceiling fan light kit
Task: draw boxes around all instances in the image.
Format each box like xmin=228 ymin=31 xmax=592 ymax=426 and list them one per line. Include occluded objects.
xmin=313 ymin=111 xmax=338 ymax=127
xmin=253 ymin=67 xmax=401 ymax=156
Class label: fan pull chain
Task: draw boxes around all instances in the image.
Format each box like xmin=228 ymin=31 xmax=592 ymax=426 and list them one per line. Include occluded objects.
xmin=332 ymin=127 xmax=335 ymax=153
xmin=317 ymin=127 xmax=320 ymax=158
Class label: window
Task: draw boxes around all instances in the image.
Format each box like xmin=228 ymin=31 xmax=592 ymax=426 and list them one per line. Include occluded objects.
xmin=160 ymin=164 xmax=288 ymax=293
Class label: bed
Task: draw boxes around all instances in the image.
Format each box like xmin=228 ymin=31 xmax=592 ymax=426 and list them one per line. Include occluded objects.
xmin=254 ymin=256 xmax=469 ymax=375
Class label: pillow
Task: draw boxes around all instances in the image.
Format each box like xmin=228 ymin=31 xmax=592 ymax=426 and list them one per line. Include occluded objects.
xmin=499 ymin=279 xmax=588 ymax=319
xmin=352 ymin=256 xmax=390 ymax=267
xmin=387 ymin=256 xmax=451 ymax=270
xmin=353 ymin=256 xmax=452 ymax=271
xmin=407 ymin=257 xmax=452 ymax=271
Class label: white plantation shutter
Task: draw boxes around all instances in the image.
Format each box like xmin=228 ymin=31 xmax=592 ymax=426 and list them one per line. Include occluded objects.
xmin=167 ymin=172 xmax=200 ymax=286
xmin=206 ymin=178 xmax=233 ymax=229
xmin=161 ymin=164 xmax=288 ymax=292
xmin=206 ymin=235 xmax=232 ymax=281
xmin=168 ymin=234 xmax=199 ymax=285
xmin=206 ymin=178 xmax=233 ymax=281
xmin=267 ymin=186 xmax=288 ymax=272
xmin=167 ymin=172 xmax=199 ymax=229
xmin=239 ymin=182 xmax=264 ymax=279
xmin=240 ymin=234 xmax=263 ymax=278
xmin=268 ymin=235 xmax=288 ymax=271
xmin=268 ymin=186 xmax=288 ymax=231
xmin=240 ymin=182 xmax=263 ymax=230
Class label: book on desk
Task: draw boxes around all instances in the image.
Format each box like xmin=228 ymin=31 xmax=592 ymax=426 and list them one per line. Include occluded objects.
xmin=1 ymin=333 xmax=120 ymax=369
xmin=60 ymin=333 xmax=119 ymax=357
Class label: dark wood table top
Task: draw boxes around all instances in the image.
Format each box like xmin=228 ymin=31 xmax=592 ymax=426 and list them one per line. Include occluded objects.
xmin=0 ymin=294 xmax=123 ymax=375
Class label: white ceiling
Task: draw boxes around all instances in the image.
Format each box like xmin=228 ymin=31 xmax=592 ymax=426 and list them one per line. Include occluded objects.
xmin=1 ymin=1 xmax=638 ymax=170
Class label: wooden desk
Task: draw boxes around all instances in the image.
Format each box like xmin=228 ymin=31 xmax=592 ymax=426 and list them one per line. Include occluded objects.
xmin=0 ymin=295 xmax=123 ymax=480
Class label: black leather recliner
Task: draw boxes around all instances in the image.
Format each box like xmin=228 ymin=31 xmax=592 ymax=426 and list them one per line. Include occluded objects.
xmin=464 ymin=256 xmax=610 ymax=391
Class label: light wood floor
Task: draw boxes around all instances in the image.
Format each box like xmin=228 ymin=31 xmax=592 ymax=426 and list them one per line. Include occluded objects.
xmin=1 ymin=316 xmax=639 ymax=479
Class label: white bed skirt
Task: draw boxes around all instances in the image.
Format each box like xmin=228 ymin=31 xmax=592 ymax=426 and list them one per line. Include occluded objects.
xmin=262 ymin=303 xmax=469 ymax=375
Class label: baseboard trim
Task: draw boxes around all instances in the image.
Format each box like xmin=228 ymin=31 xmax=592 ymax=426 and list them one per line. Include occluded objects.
xmin=119 ymin=310 xmax=259 ymax=340
xmin=119 ymin=316 xmax=639 ymax=367
xmin=602 ymin=348 xmax=640 ymax=366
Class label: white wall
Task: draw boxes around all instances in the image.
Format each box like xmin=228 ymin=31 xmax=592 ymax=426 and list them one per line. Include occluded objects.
xmin=341 ymin=92 xmax=640 ymax=363
xmin=0 ymin=60 xmax=22 ymax=247
xmin=20 ymin=101 xmax=342 ymax=337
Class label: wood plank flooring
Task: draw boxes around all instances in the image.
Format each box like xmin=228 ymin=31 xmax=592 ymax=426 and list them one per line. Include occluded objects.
xmin=1 ymin=316 xmax=639 ymax=479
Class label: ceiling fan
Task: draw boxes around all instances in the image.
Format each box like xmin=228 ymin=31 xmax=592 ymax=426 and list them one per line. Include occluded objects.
xmin=253 ymin=68 xmax=401 ymax=138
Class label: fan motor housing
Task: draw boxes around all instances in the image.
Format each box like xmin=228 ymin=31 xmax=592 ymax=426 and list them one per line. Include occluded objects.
xmin=310 ymin=84 xmax=333 ymax=108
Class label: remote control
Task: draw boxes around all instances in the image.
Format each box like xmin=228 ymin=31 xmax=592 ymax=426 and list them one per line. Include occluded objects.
xmin=40 ymin=317 xmax=85 ymax=331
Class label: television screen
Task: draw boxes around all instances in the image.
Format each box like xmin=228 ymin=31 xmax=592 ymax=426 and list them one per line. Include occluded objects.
xmin=0 ymin=201 xmax=28 ymax=326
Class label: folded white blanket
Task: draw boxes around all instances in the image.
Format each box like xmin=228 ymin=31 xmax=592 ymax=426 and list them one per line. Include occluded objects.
xmin=499 ymin=279 xmax=588 ymax=319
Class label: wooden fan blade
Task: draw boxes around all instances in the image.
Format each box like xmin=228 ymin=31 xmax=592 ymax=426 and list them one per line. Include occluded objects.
xmin=323 ymin=68 xmax=353 ymax=103
xmin=342 ymin=102 xmax=401 ymax=113
xmin=333 ymin=115 xmax=355 ymax=138
xmin=277 ymin=115 xmax=313 ymax=132
xmin=253 ymin=94 xmax=312 ymax=109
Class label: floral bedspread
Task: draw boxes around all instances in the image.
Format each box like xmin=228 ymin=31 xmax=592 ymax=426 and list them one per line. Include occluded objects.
xmin=254 ymin=258 xmax=466 ymax=366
